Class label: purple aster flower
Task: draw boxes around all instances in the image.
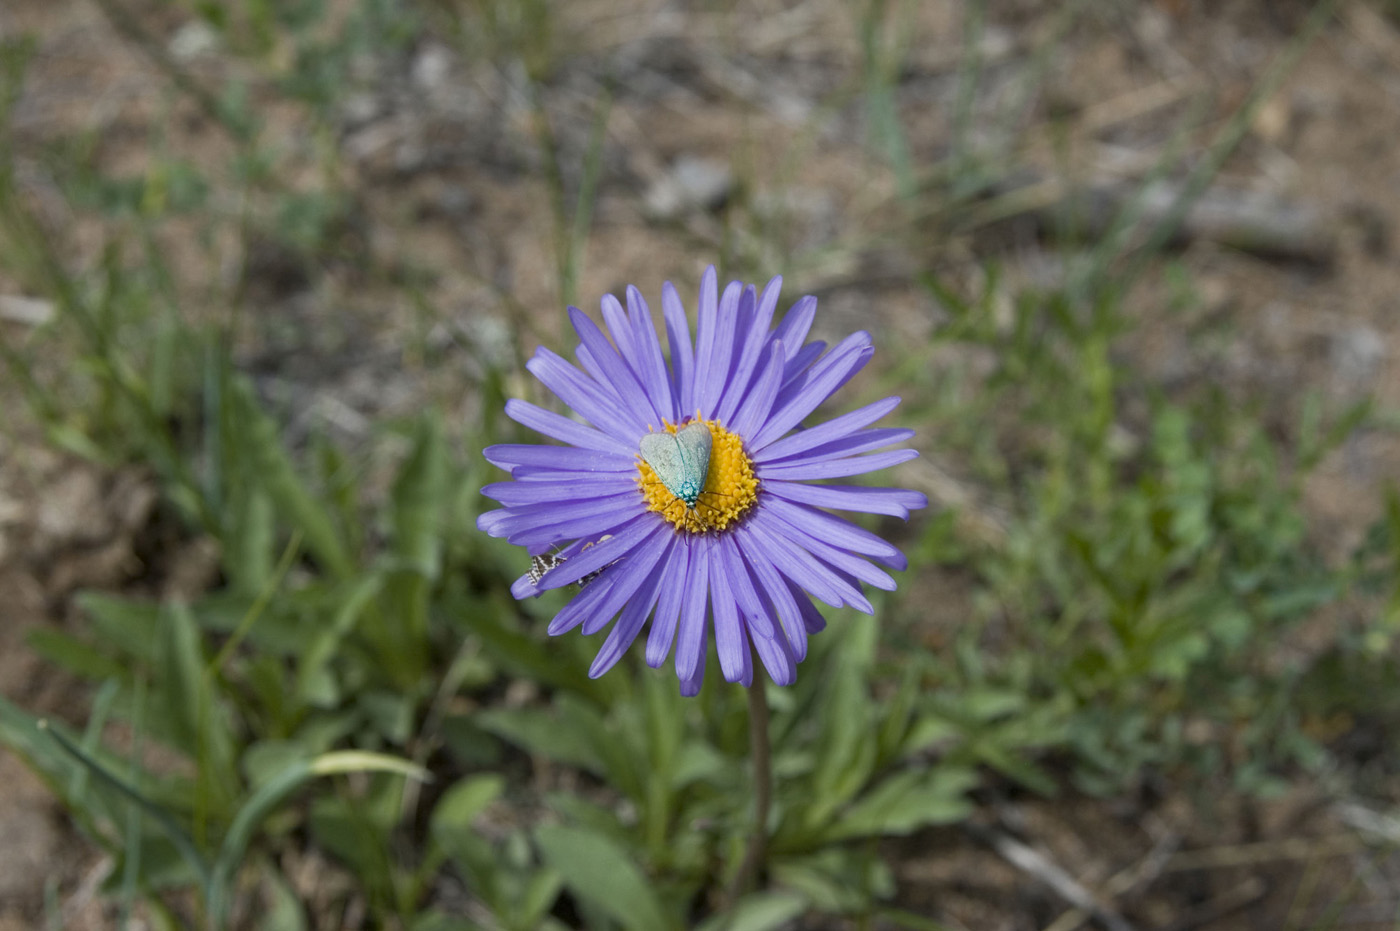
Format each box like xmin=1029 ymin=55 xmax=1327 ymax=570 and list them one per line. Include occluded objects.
xmin=477 ymin=266 xmax=927 ymax=695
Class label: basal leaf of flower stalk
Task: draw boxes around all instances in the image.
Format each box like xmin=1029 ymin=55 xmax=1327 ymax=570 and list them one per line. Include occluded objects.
xmin=296 ymin=572 xmax=383 ymax=708
xmin=559 ymin=694 xmax=645 ymax=803
xmin=428 ymin=774 xmax=511 ymax=898
xmin=33 ymin=712 xmax=213 ymax=893
xmin=519 ymin=867 xmax=568 ymax=930
xmin=156 ymin=602 xmax=240 ymax=818
xmin=308 ymin=794 xmax=396 ymax=907
xmin=873 ymin=664 xmax=922 ymax=769
xmin=431 ymin=774 xmax=505 ymax=841
xmin=640 ymin=669 xmax=684 ymax=858
xmin=25 ymin=627 xmax=126 ymax=682
xmin=475 ymin=707 xmax=603 ymax=775
xmin=390 ymin=414 xmax=447 ymax=580
xmin=359 ymin=690 xmax=417 ymax=745
xmin=226 ymin=485 xmax=275 ymax=596
xmin=460 ymin=602 xmax=614 ymax=705
xmin=692 ymin=890 xmax=808 ymax=931
xmin=973 ymin=735 xmax=1059 ymax=798
xmin=0 ymin=698 xmax=121 ymax=845
xmin=765 ymin=850 xmax=871 ymax=914
xmin=217 ymin=753 xmax=427 ymax=925
xmin=260 ymin=869 xmax=307 ymax=931
xmin=79 ymin=591 xmax=162 ymax=666
xmin=819 ymin=766 xmax=977 ymax=843
xmin=535 ymin=824 xmax=674 ymax=931
xmin=228 ymin=377 xmax=356 ymax=580
xmin=804 ymin=624 xmax=878 ymax=833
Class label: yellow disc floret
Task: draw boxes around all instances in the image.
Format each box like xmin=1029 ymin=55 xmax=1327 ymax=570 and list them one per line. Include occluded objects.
xmin=637 ymin=417 xmax=759 ymax=533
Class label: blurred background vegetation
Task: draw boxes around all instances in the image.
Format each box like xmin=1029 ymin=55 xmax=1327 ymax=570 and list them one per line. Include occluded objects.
xmin=2 ymin=0 xmax=1400 ymax=928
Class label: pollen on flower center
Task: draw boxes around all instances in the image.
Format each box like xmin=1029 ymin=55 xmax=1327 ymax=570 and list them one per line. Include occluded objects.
xmin=637 ymin=417 xmax=758 ymax=533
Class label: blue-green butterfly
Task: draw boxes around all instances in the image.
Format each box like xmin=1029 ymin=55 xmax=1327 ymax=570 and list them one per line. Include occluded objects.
xmin=639 ymin=421 xmax=713 ymax=509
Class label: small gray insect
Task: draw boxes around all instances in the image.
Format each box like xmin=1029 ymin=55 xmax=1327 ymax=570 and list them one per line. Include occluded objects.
xmin=527 ymin=552 xmax=564 ymax=586
xmin=528 ymin=536 xmax=616 ymax=589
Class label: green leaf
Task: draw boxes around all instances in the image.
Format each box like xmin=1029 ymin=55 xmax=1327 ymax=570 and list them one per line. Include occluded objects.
xmin=295 ymin=572 xmax=382 ymax=707
xmin=156 ymin=602 xmax=239 ymax=808
xmin=518 ymin=867 xmax=566 ymax=928
xmin=228 ymin=487 xmax=275 ymax=595
xmin=694 ymin=891 xmax=807 ymax=931
xmin=26 ymin=628 xmax=125 ymax=680
xmin=476 ymin=707 xmax=602 ymax=774
xmin=37 ymin=717 xmax=212 ymax=889
xmin=807 ymin=624 xmax=877 ymax=827
xmin=78 ymin=592 xmax=162 ymax=664
xmin=534 ymin=824 xmax=672 ymax=931
xmin=559 ymin=695 xmax=643 ymax=801
xmin=823 ymin=766 xmax=976 ymax=841
xmin=259 ymin=866 xmax=308 ymax=931
xmin=211 ymin=751 xmax=427 ymax=925
xmin=431 ymin=774 xmax=505 ymax=838
xmin=227 ymin=377 xmax=355 ymax=579
xmin=391 ymin=414 xmax=447 ymax=580
xmin=462 ymin=605 xmax=607 ymax=701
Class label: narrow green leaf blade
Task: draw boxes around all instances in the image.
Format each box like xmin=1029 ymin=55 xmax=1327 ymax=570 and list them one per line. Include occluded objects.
xmin=534 ymin=825 xmax=671 ymax=931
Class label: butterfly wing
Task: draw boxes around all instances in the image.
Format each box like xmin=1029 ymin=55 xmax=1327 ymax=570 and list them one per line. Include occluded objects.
xmin=640 ymin=431 xmax=688 ymax=500
xmin=640 ymin=423 xmax=712 ymax=507
xmin=674 ymin=422 xmax=713 ymax=495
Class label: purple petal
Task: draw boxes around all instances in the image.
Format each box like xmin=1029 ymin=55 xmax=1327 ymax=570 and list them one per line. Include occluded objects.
xmin=772 ymin=295 xmax=816 ymax=362
xmin=743 ymin=513 xmax=872 ymax=611
xmin=512 ymin=465 xmax=639 ymax=483
xmin=544 ymin=563 xmax=623 ymax=633
xmin=791 ymin=581 xmax=828 ymax=634
xmin=757 ymin=448 xmax=918 ymax=481
xmin=763 ymin=480 xmax=927 ymax=519
xmin=715 ymin=284 xmax=767 ymax=424
xmin=588 ymin=546 xmax=669 ymax=678
xmin=537 ymin=513 xmax=658 ymax=590
xmin=578 ymin=534 xmax=671 ymax=636
xmin=511 ymin=572 xmax=540 ymax=599
xmin=696 ymin=281 xmax=743 ymax=416
xmin=733 ymin=528 xmax=809 ymax=659
xmin=688 ymin=270 xmax=722 ymax=417
xmin=600 ymin=294 xmax=641 ymax=369
xmin=528 ymin=348 xmax=648 ymax=441
xmin=506 ymin=503 xmax=647 ymax=548
xmin=753 ymin=276 xmax=783 ymax=339
xmin=679 ymin=648 xmax=706 ymax=697
xmin=750 ymin=332 xmax=875 ymax=450
xmin=762 ymin=494 xmax=905 ymax=566
xmin=569 ymin=307 xmax=666 ymax=428
xmin=484 ymin=490 xmax=638 ymax=538
xmin=481 ymin=476 xmax=636 ymax=507
xmin=782 ymin=341 xmax=825 ymax=386
xmin=662 ymin=279 xmax=696 ymax=417
xmin=750 ymin=616 xmax=796 ymax=686
xmin=483 ymin=444 xmax=633 ymax=474
xmin=758 ymin=501 xmax=898 ymax=594
xmin=646 ymin=539 xmax=691 ymax=667
xmin=674 ymin=535 xmax=712 ymax=683
xmin=708 ymin=556 xmax=751 ymax=684
xmin=728 ymin=341 xmax=785 ymax=441
xmin=627 ymin=286 xmax=678 ymax=422
xmin=761 ymin=428 xmax=914 ymax=465
xmin=716 ymin=535 xmax=776 ymax=640
xmin=737 ymin=518 xmax=841 ymax=608
xmin=504 ymin=400 xmax=637 ymax=457
xmin=754 ymin=396 xmax=902 ymax=463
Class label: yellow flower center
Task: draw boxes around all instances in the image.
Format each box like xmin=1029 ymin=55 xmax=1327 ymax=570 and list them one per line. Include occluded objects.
xmin=637 ymin=417 xmax=759 ymax=533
